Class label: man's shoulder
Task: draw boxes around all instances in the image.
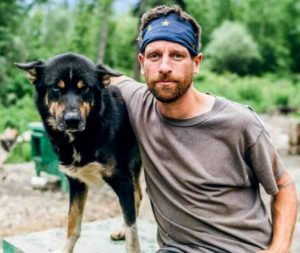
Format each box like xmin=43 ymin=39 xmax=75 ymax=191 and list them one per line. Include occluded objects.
xmin=218 ymin=96 xmax=265 ymax=132
xmin=110 ymin=76 xmax=148 ymax=103
xmin=110 ymin=76 xmax=144 ymax=89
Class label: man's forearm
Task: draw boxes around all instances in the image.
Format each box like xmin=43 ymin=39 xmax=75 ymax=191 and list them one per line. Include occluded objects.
xmin=268 ymin=172 xmax=298 ymax=252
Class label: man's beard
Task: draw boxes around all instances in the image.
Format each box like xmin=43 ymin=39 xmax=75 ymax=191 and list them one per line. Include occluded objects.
xmin=146 ymin=73 xmax=192 ymax=103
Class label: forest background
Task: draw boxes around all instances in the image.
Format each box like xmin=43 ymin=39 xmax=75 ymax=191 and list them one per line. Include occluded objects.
xmin=0 ymin=0 xmax=300 ymax=161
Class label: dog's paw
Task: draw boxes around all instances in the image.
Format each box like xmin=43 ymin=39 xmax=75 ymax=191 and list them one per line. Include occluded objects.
xmin=110 ymin=226 xmax=125 ymax=241
xmin=51 ymin=248 xmax=72 ymax=253
xmin=51 ymin=244 xmax=74 ymax=253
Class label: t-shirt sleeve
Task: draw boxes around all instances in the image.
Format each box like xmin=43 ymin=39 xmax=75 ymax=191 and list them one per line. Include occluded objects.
xmin=246 ymin=128 xmax=286 ymax=195
xmin=115 ymin=79 xmax=145 ymax=106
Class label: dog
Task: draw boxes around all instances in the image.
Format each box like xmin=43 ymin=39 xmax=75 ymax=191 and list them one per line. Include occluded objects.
xmin=16 ymin=53 xmax=142 ymax=253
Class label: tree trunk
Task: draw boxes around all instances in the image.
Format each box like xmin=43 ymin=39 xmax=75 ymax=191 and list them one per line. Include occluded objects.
xmin=133 ymin=0 xmax=145 ymax=81
xmin=97 ymin=1 xmax=110 ymax=64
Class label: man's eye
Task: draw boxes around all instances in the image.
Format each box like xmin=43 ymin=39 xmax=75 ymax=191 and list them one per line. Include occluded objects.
xmin=173 ymin=54 xmax=183 ymax=60
xmin=149 ymin=54 xmax=159 ymax=60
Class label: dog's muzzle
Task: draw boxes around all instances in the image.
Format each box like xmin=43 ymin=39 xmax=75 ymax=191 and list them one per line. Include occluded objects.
xmin=63 ymin=111 xmax=85 ymax=131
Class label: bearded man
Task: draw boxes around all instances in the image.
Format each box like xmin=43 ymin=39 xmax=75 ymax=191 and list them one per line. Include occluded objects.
xmin=111 ymin=5 xmax=297 ymax=253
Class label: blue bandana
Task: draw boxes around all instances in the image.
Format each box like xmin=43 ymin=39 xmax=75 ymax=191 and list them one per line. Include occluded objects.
xmin=140 ymin=13 xmax=199 ymax=56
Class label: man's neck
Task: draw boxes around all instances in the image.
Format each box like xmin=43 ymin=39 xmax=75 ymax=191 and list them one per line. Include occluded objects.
xmin=156 ymin=86 xmax=215 ymax=120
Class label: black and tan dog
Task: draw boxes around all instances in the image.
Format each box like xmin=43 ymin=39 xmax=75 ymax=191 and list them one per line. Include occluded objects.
xmin=16 ymin=53 xmax=142 ymax=253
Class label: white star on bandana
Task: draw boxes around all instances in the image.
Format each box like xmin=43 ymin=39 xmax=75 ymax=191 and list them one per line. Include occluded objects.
xmin=161 ymin=20 xmax=170 ymax=26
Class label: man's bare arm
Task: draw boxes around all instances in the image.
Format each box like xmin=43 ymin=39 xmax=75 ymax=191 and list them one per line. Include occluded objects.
xmin=257 ymin=170 xmax=298 ymax=253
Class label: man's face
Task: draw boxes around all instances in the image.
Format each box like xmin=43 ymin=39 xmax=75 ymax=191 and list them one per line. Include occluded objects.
xmin=138 ymin=40 xmax=202 ymax=103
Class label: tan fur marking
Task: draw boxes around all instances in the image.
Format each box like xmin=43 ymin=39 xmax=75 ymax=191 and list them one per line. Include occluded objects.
xmin=60 ymin=161 xmax=115 ymax=187
xmin=80 ymin=102 xmax=91 ymax=118
xmin=66 ymin=132 xmax=75 ymax=142
xmin=47 ymin=117 xmax=58 ymax=130
xmin=134 ymin=179 xmax=143 ymax=216
xmin=58 ymin=80 xmax=66 ymax=89
xmin=67 ymin=194 xmax=87 ymax=237
xmin=27 ymin=69 xmax=37 ymax=84
xmin=64 ymin=188 xmax=88 ymax=253
xmin=72 ymin=147 xmax=81 ymax=163
xmin=77 ymin=80 xmax=85 ymax=89
xmin=44 ymin=93 xmax=49 ymax=106
xmin=49 ymin=102 xmax=65 ymax=118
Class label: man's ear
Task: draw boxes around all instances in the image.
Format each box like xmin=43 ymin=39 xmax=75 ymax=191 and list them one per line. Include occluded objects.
xmin=193 ymin=53 xmax=203 ymax=75
xmin=15 ymin=60 xmax=45 ymax=84
xmin=138 ymin=53 xmax=145 ymax=75
xmin=96 ymin=64 xmax=122 ymax=86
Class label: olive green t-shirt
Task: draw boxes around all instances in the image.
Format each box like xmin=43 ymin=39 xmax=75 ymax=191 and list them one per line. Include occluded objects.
xmin=116 ymin=79 xmax=285 ymax=253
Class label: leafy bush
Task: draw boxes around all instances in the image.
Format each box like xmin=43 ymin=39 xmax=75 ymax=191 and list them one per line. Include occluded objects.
xmin=0 ymin=71 xmax=33 ymax=106
xmin=0 ymin=95 xmax=40 ymax=133
xmin=106 ymin=15 xmax=138 ymax=70
xmin=5 ymin=142 xmax=31 ymax=164
xmin=194 ymin=67 xmax=300 ymax=113
xmin=205 ymin=21 xmax=262 ymax=75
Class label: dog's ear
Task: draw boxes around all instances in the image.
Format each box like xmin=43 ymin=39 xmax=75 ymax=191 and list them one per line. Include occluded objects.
xmin=15 ymin=60 xmax=45 ymax=85
xmin=96 ymin=64 xmax=122 ymax=86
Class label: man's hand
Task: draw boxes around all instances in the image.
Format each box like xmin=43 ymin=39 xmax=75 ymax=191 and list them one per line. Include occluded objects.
xmin=109 ymin=75 xmax=131 ymax=85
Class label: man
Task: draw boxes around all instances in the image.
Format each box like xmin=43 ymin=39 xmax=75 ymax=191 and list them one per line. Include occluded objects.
xmin=111 ymin=5 xmax=297 ymax=253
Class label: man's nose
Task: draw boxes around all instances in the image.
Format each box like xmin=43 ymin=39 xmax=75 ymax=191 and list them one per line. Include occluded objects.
xmin=158 ymin=56 xmax=172 ymax=74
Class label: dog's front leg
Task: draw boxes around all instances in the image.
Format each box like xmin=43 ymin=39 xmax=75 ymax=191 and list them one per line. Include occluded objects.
xmin=109 ymin=177 xmax=141 ymax=253
xmin=63 ymin=177 xmax=88 ymax=253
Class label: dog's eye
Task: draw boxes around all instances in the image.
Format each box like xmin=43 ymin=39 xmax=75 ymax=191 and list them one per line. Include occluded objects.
xmin=77 ymin=81 xmax=89 ymax=93
xmin=81 ymin=86 xmax=89 ymax=93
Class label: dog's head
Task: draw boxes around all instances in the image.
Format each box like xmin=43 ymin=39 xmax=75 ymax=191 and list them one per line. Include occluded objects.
xmin=16 ymin=53 xmax=121 ymax=132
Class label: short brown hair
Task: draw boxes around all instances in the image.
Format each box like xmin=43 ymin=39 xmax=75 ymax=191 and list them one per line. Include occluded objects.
xmin=137 ymin=5 xmax=201 ymax=48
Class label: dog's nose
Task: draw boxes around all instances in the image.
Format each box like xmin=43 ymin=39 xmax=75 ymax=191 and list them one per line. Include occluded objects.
xmin=64 ymin=112 xmax=81 ymax=129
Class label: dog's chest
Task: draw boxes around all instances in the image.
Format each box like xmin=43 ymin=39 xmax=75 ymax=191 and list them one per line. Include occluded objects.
xmin=56 ymin=133 xmax=116 ymax=186
xmin=60 ymin=161 xmax=115 ymax=187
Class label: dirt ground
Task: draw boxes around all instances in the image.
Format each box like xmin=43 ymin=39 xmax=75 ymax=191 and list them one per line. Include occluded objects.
xmin=0 ymin=163 xmax=121 ymax=238
xmin=0 ymin=114 xmax=300 ymax=252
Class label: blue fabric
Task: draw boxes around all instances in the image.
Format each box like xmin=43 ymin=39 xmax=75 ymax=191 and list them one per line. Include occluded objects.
xmin=140 ymin=14 xmax=199 ymax=56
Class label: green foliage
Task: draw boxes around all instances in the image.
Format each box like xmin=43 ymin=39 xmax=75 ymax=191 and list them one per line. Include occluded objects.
xmin=69 ymin=0 xmax=101 ymax=60
xmin=186 ymin=0 xmax=233 ymax=49
xmin=106 ymin=15 xmax=138 ymax=69
xmin=194 ymin=66 xmax=300 ymax=113
xmin=0 ymin=95 xmax=40 ymax=133
xmin=186 ymin=0 xmax=300 ymax=73
xmin=5 ymin=142 xmax=31 ymax=164
xmin=235 ymin=0 xmax=299 ymax=72
xmin=205 ymin=21 xmax=262 ymax=75
xmin=0 ymin=71 xmax=33 ymax=106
